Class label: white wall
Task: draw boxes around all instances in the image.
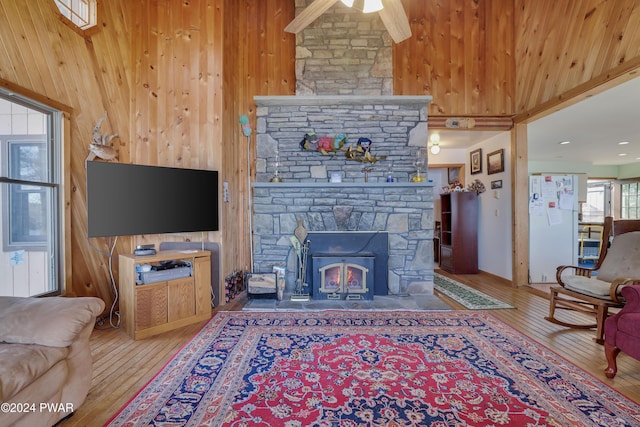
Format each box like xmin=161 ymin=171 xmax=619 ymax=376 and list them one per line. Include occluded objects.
xmin=529 ymin=161 xmax=619 ymax=178
xmin=427 ymin=136 xmax=512 ymax=281
xmin=467 ymin=133 xmax=513 ymax=280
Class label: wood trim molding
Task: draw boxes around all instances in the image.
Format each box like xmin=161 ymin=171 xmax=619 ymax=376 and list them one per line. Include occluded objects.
xmin=428 ymin=116 xmax=513 ymax=131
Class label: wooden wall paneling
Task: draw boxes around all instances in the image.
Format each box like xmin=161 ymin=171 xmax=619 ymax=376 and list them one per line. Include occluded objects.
xmin=129 ymin=0 xmax=224 ymax=289
xmin=486 ymin=0 xmax=514 ymax=115
xmin=0 ymin=0 xmax=135 ymax=307
xmin=514 ymin=0 xmax=640 ymax=114
xmin=393 ymin=0 xmax=515 ymax=117
xmin=222 ymin=0 xmax=245 ymax=279
xmin=220 ymin=0 xmax=295 ymax=282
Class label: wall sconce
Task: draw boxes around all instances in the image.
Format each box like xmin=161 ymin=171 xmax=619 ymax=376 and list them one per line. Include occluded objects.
xmin=429 ymin=133 xmax=441 ymax=155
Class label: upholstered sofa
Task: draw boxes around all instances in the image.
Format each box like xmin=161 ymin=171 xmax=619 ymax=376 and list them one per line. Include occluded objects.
xmin=0 ymin=296 xmax=104 ymax=427
xmin=604 ymin=285 xmax=640 ymax=378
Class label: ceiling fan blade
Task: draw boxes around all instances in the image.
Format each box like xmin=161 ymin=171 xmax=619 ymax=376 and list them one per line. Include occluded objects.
xmin=285 ymin=0 xmax=340 ymax=34
xmin=378 ymin=0 xmax=412 ymax=43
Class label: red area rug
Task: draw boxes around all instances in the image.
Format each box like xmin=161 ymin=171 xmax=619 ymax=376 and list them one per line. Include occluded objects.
xmin=107 ymin=311 xmax=640 ymax=426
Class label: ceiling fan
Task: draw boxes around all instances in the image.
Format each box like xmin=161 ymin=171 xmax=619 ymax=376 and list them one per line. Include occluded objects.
xmin=284 ymin=0 xmax=412 ymax=44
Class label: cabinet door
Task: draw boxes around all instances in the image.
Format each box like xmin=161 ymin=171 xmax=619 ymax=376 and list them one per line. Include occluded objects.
xmin=135 ymin=283 xmax=168 ymax=330
xmin=194 ymin=256 xmax=212 ymax=315
xmin=168 ymin=277 xmax=195 ymax=322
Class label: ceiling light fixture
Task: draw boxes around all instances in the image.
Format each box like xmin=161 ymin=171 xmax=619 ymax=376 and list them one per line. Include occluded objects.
xmin=340 ymin=0 xmax=383 ymax=13
xmin=618 ymin=153 xmax=628 ymax=156
xmin=559 ymin=141 xmax=571 ymax=145
xmin=619 ymin=141 xmax=630 ymax=145
xmin=429 ymin=133 xmax=440 ymax=155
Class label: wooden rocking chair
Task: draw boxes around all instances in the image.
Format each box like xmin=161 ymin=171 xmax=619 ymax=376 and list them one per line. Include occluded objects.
xmin=545 ymin=217 xmax=640 ymax=344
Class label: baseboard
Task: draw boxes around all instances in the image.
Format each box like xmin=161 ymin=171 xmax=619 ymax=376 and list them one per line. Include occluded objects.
xmin=478 ymin=270 xmax=513 ymax=287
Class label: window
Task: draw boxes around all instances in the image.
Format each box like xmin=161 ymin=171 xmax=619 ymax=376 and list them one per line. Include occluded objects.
xmin=54 ymin=0 xmax=96 ymax=30
xmin=4 ymin=140 xmax=50 ymax=250
xmin=621 ymin=182 xmax=640 ymax=219
xmin=582 ymin=180 xmax=612 ymax=223
xmin=0 ymin=92 xmax=62 ymax=297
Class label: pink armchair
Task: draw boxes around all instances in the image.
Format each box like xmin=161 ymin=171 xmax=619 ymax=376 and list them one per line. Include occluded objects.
xmin=604 ymin=285 xmax=640 ymax=378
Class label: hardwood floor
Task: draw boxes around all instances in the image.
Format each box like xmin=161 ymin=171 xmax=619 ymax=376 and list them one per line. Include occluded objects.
xmin=59 ymin=273 xmax=640 ymax=426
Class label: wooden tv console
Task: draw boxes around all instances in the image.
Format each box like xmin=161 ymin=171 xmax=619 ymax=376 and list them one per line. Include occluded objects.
xmin=119 ymin=250 xmax=211 ymax=340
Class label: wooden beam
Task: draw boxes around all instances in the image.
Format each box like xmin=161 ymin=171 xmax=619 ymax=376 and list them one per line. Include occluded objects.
xmin=512 ymin=123 xmax=529 ymax=288
xmin=428 ymin=116 xmax=513 ymax=131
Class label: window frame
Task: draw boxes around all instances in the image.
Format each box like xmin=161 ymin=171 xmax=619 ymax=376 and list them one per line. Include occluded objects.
xmin=620 ymin=180 xmax=640 ymax=220
xmin=1 ymin=138 xmax=54 ymax=252
xmin=54 ymin=0 xmax=97 ymax=31
xmin=0 ymin=89 xmax=64 ymax=296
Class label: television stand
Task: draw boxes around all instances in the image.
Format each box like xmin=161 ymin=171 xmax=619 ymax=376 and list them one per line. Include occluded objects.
xmin=119 ymin=250 xmax=211 ymax=340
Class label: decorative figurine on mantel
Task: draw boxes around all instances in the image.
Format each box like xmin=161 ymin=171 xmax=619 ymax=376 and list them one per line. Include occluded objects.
xmin=345 ymin=138 xmax=387 ymax=164
xmin=361 ymin=166 xmax=373 ymax=182
xmin=299 ymin=132 xmax=386 ymax=164
xmin=411 ymin=148 xmax=427 ymax=182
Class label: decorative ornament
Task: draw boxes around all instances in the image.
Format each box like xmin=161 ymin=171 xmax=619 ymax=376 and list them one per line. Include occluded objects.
xmin=299 ymin=132 xmax=386 ymax=164
xmin=299 ymin=132 xmax=318 ymax=150
xmin=270 ymin=150 xmax=282 ymax=182
xmin=467 ymin=178 xmax=486 ymax=194
xmin=86 ymin=112 xmax=119 ymax=164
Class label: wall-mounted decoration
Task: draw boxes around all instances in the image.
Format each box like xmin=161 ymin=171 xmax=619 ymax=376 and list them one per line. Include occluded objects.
xmin=470 ymin=148 xmax=482 ymax=174
xmin=300 ymin=132 xmax=387 ymax=164
xmin=491 ymin=179 xmax=503 ymax=189
xmin=487 ymin=149 xmax=505 ymax=175
xmin=86 ymin=112 xmax=119 ymax=164
xmin=448 ymin=167 xmax=460 ymax=184
xmin=467 ymin=179 xmax=486 ymax=194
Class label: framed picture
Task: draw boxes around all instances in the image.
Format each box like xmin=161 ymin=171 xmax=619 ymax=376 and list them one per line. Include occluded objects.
xmin=487 ymin=149 xmax=505 ymax=175
xmin=448 ymin=167 xmax=459 ymax=184
xmin=491 ymin=179 xmax=503 ymax=189
xmin=470 ymin=148 xmax=482 ymax=174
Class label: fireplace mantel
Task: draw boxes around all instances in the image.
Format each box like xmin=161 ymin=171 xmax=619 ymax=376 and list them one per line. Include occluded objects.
xmin=253 ymin=182 xmax=433 ymax=189
xmin=254 ymin=95 xmax=433 ymax=107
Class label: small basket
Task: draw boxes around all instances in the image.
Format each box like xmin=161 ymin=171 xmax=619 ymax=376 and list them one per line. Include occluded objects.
xmin=246 ymin=272 xmax=278 ymax=299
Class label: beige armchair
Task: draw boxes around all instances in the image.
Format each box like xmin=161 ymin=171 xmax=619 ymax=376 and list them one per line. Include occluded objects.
xmin=545 ymin=217 xmax=640 ymax=344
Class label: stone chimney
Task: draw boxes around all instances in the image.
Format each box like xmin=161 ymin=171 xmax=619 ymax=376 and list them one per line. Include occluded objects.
xmin=294 ymin=0 xmax=393 ymax=96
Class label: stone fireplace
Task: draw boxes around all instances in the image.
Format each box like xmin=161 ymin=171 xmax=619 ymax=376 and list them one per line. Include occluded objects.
xmin=252 ymin=95 xmax=434 ymax=297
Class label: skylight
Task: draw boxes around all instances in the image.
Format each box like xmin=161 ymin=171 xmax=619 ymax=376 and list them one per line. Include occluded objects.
xmin=54 ymin=0 xmax=96 ymax=30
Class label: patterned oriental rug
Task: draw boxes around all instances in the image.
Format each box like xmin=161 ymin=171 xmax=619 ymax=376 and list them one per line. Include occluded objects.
xmin=107 ymin=311 xmax=640 ymax=427
xmin=434 ymin=272 xmax=515 ymax=310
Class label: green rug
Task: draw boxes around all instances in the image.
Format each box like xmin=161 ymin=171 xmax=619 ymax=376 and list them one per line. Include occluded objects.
xmin=434 ymin=273 xmax=515 ymax=310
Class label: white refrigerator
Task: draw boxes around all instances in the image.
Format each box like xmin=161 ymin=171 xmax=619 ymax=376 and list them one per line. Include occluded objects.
xmin=529 ymin=175 xmax=579 ymax=283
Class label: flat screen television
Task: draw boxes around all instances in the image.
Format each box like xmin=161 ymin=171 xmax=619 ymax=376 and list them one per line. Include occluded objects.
xmin=87 ymin=161 xmax=219 ymax=238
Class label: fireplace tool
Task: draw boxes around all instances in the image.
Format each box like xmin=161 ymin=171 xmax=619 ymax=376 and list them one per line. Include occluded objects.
xmin=291 ymin=238 xmax=310 ymax=302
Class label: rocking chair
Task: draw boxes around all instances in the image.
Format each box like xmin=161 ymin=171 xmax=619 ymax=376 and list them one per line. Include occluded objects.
xmin=545 ymin=216 xmax=640 ymax=344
